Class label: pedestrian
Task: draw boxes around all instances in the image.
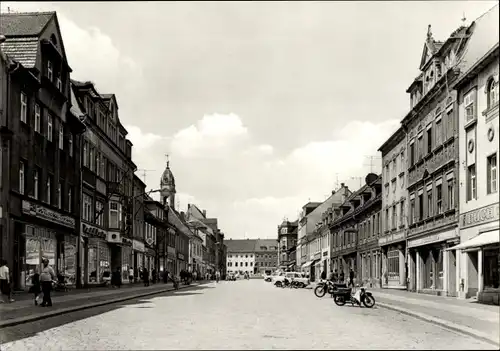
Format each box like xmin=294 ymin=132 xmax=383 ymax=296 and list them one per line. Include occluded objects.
xmin=40 ymin=258 xmax=56 ymax=307
xmin=163 ymin=270 xmax=169 ymax=284
xmin=0 ymin=259 xmax=14 ymax=303
xmin=128 ymin=266 xmax=134 ymax=284
xmin=215 ymin=270 xmax=220 ymax=283
xmin=321 ymin=270 xmax=327 ymax=281
xmin=349 ymin=269 xmax=355 ymax=287
xmin=152 ymin=268 xmax=157 ymax=284
xmin=143 ymin=267 xmax=149 ymax=287
xmin=30 ymin=268 xmax=42 ymax=305
xmin=111 ymin=267 xmax=122 ymax=288
xmin=339 ymin=271 xmax=345 ymax=284
xmin=332 ymin=269 xmax=339 ymax=282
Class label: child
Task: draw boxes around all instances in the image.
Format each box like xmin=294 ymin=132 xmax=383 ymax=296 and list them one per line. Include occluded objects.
xmin=30 ymin=269 xmax=42 ymax=305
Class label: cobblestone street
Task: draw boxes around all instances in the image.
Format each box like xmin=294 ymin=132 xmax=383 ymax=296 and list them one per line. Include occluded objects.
xmin=0 ymin=280 xmax=496 ymax=350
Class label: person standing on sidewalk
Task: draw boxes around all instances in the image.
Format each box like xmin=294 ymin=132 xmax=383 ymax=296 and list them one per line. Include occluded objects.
xmin=152 ymin=268 xmax=157 ymax=284
xmin=0 ymin=259 xmax=14 ymax=303
xmin=30 ymin=268 xmax=42 ymax=305
xmin=348 ymin=269 xmax=355 ymax=287
xmin=215 ymin=270 xmax=220 ymax=283
xmin=128 ymin=266 xmax=134 ymax=283
xmin=40 ymin=258 xmax=56 ymax=307
xmin=143 ymin=267 xmax=150 ymax=287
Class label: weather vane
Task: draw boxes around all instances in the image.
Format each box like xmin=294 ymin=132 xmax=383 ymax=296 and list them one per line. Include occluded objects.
xmin=165 ymin=153 xmax=170 ymax=166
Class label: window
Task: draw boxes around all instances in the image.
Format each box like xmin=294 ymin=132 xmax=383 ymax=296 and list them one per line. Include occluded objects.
xmin=83 ymin=141 xmax=88 ymax=167
xmin=47 ymin=114 xmax=53 ymax=142
xmin=34 ymin=104 xmax=41 ymax=132
xmin=436 ymin=181 xmax=443 ymax=214
xmin=427 ymin=126 xmax=432 ymax=153
xmin=418 ymin=191 xmax=424 ymax=221
xmin=109 ymin=201 xmax=121 ymax=228
xmin=386 ymin=164 xmax=390 ymax=180
xmin=400 ymin=174 xmax=405 ymax=188
xmin=467 ymin=164 xmax=476 ymax=201
xmin=47 ymin=60 xmax=53 ymax=81
xmin=447 ymin=174 xmax=455 ymax=210
xmin=56 ymin=75 xmax=62 ymax=91
xmin=59 ymin=124 xmax=64 ymax=149
xmin=57 ymin=182 xmax=62 ymax=209
xmin=235 ymin=262 xmax=238 ymax=267
xmin=89 ymin=147 xmax=95 ymax=172
xmin=400 ymin=151 xmax=405 ymax=172
xmin=33 ymin=170 xmax=39 ymax=199
xmin=20 ymin=92 xmax=27 ymax=123
xmin=82 ymin=194 xmax=93 ymax=222
xmin=385 ymin=209 xmax=389 ymax=232
xmin=427 ymin=184 xmax=433 ymax=217
xmin=487 ymin=79 xmax=499 ymax=108
xmin=96 ymin=153 xmax=101 ymax=177
xmin=392 ymin=206 xmax=397 ymax=229
xmin=410 ymin=196 xmax=415 ymax=224
xmin=400 ymin=200 xmax=405 ymax=227
xmin=19 ymin=161 xmax=25 ymax=194
xmin=68 ymin=134 xmax=73 ymax=157
xmin=409 ymin=142 xmax=415 ymax=166
xmin=435 ymin=117 xmax=442 ymax=145
xmin=487 ymin=153 xmax=497 ymax=194
xmin=417 ymin=135 xmax=423 ymax=160
xmin=68 ymin=187 xmax=72 ymax=212
xmin=464 ymin=89 xmax=476 ymax=123
xmin=46 ymin=175 xmax=52 ymax=204
xmin=392 ymin=179 xmax=396 ymax=194
xmin=447 ymin=109 xmax=454 ymax=139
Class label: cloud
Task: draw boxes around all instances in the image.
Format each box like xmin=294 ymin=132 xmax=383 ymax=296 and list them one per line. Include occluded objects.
xmin=126 ymin=113 xmax=400 ymax=239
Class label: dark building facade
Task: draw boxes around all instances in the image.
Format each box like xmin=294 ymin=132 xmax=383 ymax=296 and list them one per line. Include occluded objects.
xmin=70 ymin=80 xmax=136 ymax=286
xmin=0 ymin=12 xmax=85 ymax=290
xmin=254 ymin=239 xmax=279 ymax=274
xmin=277 ymin=219 xmax=298 ymax=271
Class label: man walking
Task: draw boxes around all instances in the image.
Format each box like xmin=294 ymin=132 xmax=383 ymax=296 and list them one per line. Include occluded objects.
xmin=321 ymin=270 xmax=327 ymax=281
xmin=40 ymin=258 xmax=56 ymax=307
xmin=128 ymin=266 xmax=134 ymax=284
xmin=0 ymin=259 xmax=14 ymax=303
xmin=215 ymin=270 xmax=220 ymax=283
xmin=348 ymin=269 xmax=355 ymax=287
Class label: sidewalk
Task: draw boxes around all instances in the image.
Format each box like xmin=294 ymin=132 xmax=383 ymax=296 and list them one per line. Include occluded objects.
xmin=370 ymin=288 xmax=500 ymax=347
xmin=0 ymin=281 xmax=203 ymax=328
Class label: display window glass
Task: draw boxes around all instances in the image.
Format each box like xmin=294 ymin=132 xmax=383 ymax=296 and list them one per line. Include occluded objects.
xmin=484 ymin=248 xmax=500 ymax=289
xmin=24 ymin=226 xmax=57 ymax=287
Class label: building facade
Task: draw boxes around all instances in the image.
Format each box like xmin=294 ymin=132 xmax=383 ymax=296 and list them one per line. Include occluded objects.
xmin=0 ymin=12 xmax=86 ymax=290
xmin=402 ymin=24 xmax=470 ymax=296
xmin=71 ymin=80 xmax=136 ymax=286
xmin=378 ymin=127 xmax=408 ymax=289
xmin=131 ymin=175 xmax=146 ymax=280
xmin=254 ymin=239 xmax=278 ymax=274
xmin=225 ymin=239 xmax=256 ymax=275
xmin=451 ymin=6 xmax=499 ymax=305
xmin=330 ymin=174 xmax=382 ymax=287
xmin=277 ymin=219 xmax=298 ymax=271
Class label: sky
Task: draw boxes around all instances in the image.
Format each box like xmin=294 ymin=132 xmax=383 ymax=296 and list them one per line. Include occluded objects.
xmin=1 ymin=1 xmax=498 ymax=240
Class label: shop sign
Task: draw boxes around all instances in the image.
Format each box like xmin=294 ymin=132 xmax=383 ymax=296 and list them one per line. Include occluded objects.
xmin=177 ymin=252 xmax=185 ymax=261
xmin=132 ymin=239 xmax=145 ymax=252
xmin=22 ymin=200 xmax=75 ymax=228
xmin=322 ymin=251 xmax=328 ymax=257
xmin=379 ymin=231 xmax=406 ymax=246
xmin=314 ymin=252 xmax=321 ymax=260
xmin=407 ymin=228 xmax=457 ymax=248
xmin=460 ymin=203 xmax=499 ymax=229
xmin=82 ymin=223 xmax=107 ymax=240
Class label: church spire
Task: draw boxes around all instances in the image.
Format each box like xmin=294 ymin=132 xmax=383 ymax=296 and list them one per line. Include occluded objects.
xmin=160 ymin=154 xmax=176 ymax=209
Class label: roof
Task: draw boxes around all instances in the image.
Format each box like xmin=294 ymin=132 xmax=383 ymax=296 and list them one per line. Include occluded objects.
xmin=454 ymin=4 xmax=499 ymax=86
xmin=225 ymin=239 xmax=258 ymax=253
xmin=0 ymin=36 xmax=38 ymax=68
xmin=378 ymin=126 xmax=405 ymax=154
xmin=254 ymin=239 xmax=278 ymax=252
xmin=0 ymin=12 xmax=54 ymax=36
xmin=69 ymin=84 xmax=85 ymax=119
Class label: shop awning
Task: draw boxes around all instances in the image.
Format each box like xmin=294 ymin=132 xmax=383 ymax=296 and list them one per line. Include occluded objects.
xmin=301 ymin=259 xmax=319 ymax=268
xmin=446 ymin=230 xmax=499 ymax=251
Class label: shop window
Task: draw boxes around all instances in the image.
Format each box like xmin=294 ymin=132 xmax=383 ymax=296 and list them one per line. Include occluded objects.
xmin=387 ymin=249 xmax=400 ymax=281
xmin=487 ymin=153 xmax=497 ymax=194
xmin=483 ymin=248 xmax=500 ymax=289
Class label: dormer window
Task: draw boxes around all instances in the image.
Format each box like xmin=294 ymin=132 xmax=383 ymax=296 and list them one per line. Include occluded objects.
xmin=47 ymin=60 xmax=53 ymax=81
xmin=50 ymin=34 xmax=58 ymax=46
xmin=56 ymin=75 xmax=62 ymax=92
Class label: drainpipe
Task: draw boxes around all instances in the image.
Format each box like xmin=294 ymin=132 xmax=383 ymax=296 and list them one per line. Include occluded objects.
xmin=75 ymin=114 xmax=87 ymax=289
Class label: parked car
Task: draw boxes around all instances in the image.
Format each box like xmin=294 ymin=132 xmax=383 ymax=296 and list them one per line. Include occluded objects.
xmin=273 ymin=272 xmax=309 ymax=288
xmin=227 ymin=273 xmax=236 ymax=281
xmin=263 ymin=273 xmax=273 ymax=282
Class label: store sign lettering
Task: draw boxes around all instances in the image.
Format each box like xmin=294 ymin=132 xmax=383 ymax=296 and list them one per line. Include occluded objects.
xmin=379 ymin=232 xmax=406 ymax=246
xmin=132 ymin=240 xmax=145 ymax=253
xmin=408 ymin=229 xmax=457 ymax=248
xmin=460 ymin=203 xmax=499 ymax=229
xmin=22 ymin=200 xmax=75 ymax=228
xmin=82 ymin=224 xmax=106 ymax=239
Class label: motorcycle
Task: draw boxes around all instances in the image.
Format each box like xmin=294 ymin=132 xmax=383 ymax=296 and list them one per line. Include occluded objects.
xmin=333 ymin=286 xmax=375 ymax=308
xmin=314 ymin=280 xmax=347 ymax=298
xmin=275 ymin=278 xmax=291 ymax=288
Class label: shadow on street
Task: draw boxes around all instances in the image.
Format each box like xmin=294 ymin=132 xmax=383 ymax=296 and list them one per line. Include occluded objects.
xmin=0 ymin=284 xmax=212 ymax=345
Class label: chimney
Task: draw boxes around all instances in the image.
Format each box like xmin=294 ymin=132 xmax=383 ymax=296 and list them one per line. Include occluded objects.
xmin=331 ymin=190 xmax=336 ymax=195
xmin=340 ymin=183 xmax=345 ymax=187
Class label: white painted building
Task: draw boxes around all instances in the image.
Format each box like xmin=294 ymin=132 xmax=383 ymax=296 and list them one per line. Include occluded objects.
xmin=225 ymin=239 xmax=258 ymax=275
xmin=451 ymin=5 xmax=499 ymax=305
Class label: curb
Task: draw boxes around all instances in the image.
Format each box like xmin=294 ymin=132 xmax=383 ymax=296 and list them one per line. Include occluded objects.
xmin=0 ymin=283 xmax=202 ymax=329
xmin=377 ymin=301 xmax=500 ymax=347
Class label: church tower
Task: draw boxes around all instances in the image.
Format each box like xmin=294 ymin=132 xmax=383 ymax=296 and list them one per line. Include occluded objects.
xmin=160 ymin=156 xmax=176 ymax=209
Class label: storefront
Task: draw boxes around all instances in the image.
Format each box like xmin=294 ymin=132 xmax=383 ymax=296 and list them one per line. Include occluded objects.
xmin=121 ymin=244 xmax=133 ymax=282
xmin=16 ymin=200 xmax=76 ymax=290
xmin=321 ymin=249 xmax=329 ymax=275
xmin=167 ymin=246 xmax=176 ymax=275
xmin=358 ymin=249 xmax=381 ymax=288
xmin=451 ymin=203 xmax=500 ymax=305
xmin=408 ymin=227 xmax=459 ymax=296
xmin=379 ymin=231 xmax=407 ymax=289
xmin=132 ymin=239 xmax=145 ymax=278
xmin=177 ymin=251 xmax=186 ymax=273
xmin=81 ymin=223 xmax=110 ymax=285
